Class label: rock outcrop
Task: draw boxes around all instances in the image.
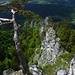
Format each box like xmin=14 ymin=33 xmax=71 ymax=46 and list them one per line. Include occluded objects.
xmin=3 ymin=69 xmax=24 ymax=75
xmin=3 ymin=69 xmax=14 ymax=75
xmin=30 ymin=21 xmax=34 ymax=27
xmin=57 ymin=70 xmax=68 ymax=75
xmin=3 ymin=66 xmax=42 ymax=75
xmin=44 ymin=17 xmax=49 ymax=25
xmin=40 ymin=17 xmax=49 ymax=33
xmin=39 ymin=27 xmax=63 ymax=66
xmin=29 ymin=65 xmax=42 ymax=75
xmin=32 ymin=27 xmax=63 ymax=68
xmin=40 ymin=22 xmax=45 ymax=33
xmin=68 ymin=55 xmax=75 ymax=75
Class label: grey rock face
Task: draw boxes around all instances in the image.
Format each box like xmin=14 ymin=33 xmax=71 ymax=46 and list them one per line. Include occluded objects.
xmin=3 ymin=69 xmax=9 ymax=75
xmin=40 ymin=22 xmax=45 ymax=33
xmin=44 ymin=17 xmax=49 ymax=25
xmin=10 ymin=70 xmax=23 ymax=75
xmin=34 ymin=20 xmax=38 ymax=27
xmin=38 ymin=27 xmax=63 ymax=66
xmin=68 ymin=57 xmax=75 ymax=75
xmin=3 ymin=69 xmax=14 ymax=75
xmin=30 ymin=20 xmax=39 ymax=27
xmin=3 ymin=69 xmax=24 ymax=75
xmin=30 ymin=21 xmax=34 ymax=27
xmin=40 ymin=17 xmax=49 ymax=33
xmin=31 ymin=27 xmax=63 ymax=68
xmin=29 ymin=65 xmax=42 ymax=75
xmin=57 ymin=70 xmax=68 ymax=75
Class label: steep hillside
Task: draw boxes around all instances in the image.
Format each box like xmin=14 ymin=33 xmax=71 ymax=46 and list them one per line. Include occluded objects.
xmin=0 ymin=15 xmax=75 ymax=75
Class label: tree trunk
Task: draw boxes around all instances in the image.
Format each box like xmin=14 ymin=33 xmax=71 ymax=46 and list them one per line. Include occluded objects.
xmin=0 ymin=9 xmax=30 ymax=75
xmin=12 ymin=14 xmax=29 ymax=75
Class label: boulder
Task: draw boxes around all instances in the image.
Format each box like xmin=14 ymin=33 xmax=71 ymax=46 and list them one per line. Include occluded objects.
xmin=3 ymin=69 xmax=24 ymax=75
xmin=3 ymin=68 xmax=14 ymax=75
xmin=57 ymin=70 xmax=68 ymax=75
xmin=29 ymin=65 xmax=42 ymax=75
xmin=69 ymin=55 xmax=75 ymax=75
xmin=44 ymin=17 xmax=49 ymax=25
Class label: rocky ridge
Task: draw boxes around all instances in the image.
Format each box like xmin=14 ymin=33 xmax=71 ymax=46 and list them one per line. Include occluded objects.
xmin=32 ymin=26 xmax=63 ymax=68
xmin=30 ymin=17 xmax=64 ymax=68
xmin=68 ymin=56 xmax=75 ymax=75
xmin=39 ymin=27 xmax=63 ymax=65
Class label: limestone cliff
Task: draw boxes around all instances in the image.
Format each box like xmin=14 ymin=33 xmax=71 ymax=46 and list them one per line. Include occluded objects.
xmin=39 ymin=27 xmax=63 ymax=65
xmin=68 ymin=55 xmax=75 ymax=75
xmin=32 ymin=26 xmax=63 ymax=68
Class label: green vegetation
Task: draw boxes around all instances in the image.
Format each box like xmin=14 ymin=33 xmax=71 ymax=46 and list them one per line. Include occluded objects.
xmin=0 ymin=16 xmax=75 ymax=74
xmin=19 ymin=22 xmax=41 ymax=62
xmin=19 ymin=10 xmax=41 ymax=20
xmin=9 ymin=0 xmax=30 ymax=7
xmin=29 ymin=0 xmax=75 ymax=4
xmin=0 ymin=1 xmax=75 ymax=74
xmin=42 ymin=56 xmax=69 ymax=75
xmin=39 ymin=18 xmax=75 ymax=75
xmin=0 ymin=20 xmax=42 ymax=74
xmin=0 ymin=30 xmax=20 ymax=74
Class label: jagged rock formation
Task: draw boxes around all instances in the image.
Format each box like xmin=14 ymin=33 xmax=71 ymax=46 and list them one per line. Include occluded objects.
xmin=44 ymin=17 xmax=49 ymax=25
xmin=68 ymin=55 xmax=75 ymax=75
xmin=40 ymin=22 xmax=45 ymax=33
xmin=3 ymin=68 xmax=14 ymax=75
xmin=3 ymin=66 xmax=42 ymax=75
xmin=29 ymin=65 xmax=42 ymax=75
xmin=30 ymin=20 xmax=39 ymax=27
xmin=57 ymin=70 xmax=68 ymax=75
xmin=39 ymin=27 xmax=63 ymax=66
xmin=32 ymin=26 xmax=63 ymax=68
xmin=40 ymin=17 xmax=49 ymax=33
xmin=3 ymin=69 xmax=24 ymax=75
xmin=24 ymin=20 xmax=39 ymax=28
xmin=30 ymin=21 xmax=34 ymax=27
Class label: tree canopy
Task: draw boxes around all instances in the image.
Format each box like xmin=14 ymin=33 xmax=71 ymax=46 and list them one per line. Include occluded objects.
xmin=9 ymin=0 xmax=31 ymax=9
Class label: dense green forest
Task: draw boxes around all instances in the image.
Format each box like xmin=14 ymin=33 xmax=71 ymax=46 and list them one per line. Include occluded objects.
xmin=0 ymin=21 xmax=41 ymax=74
xmin=0 ymin=16 xmax=75 ymax=75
